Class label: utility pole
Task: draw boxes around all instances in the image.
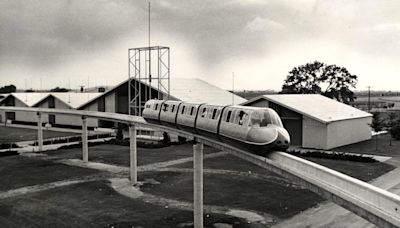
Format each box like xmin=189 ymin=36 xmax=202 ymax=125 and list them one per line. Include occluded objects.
xmin=367 ymin=86 xmax=371 ymax=112
xmin=232 ymin=72 xmax=235 ymax=105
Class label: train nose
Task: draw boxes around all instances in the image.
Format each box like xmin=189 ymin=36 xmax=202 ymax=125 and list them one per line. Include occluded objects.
xmin=274 ymin=128 xmax=290 ymax=149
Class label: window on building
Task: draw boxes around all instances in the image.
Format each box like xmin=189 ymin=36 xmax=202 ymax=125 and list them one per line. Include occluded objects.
xmin=98 ymin=97 xmax=105 ymax=112
xmin=48 ymin=96 xmax=55 ymax=108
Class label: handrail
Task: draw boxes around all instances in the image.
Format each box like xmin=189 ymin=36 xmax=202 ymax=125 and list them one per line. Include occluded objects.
xmin=1 ymin=106 xmax=399 ymax=227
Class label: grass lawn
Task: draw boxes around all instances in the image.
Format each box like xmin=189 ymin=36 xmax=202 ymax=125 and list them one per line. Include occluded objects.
xmin=300 ymin=156 xmax=395 ymax=182
xmin=0 ymin=180 xmax=248 ymax=228
xmin=43 ymin=143 xmax=220 ymax=167
xmin=140 ymin=171 xmax=322 ymax=220
xmin=334 ymin=133 xmax=400 ymax=157
xmin=0 ymin=155 xmax=101 ymax=191
xmin=0 ymin=126 xmax=77 ymax=143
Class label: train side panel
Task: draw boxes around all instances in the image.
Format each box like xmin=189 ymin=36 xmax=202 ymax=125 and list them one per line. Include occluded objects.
xmin=159 ymin=101 xmax=182 ymax=127
xmin=176 ymin=103 xmax=199 ymax=132
xmin=219 ymin=107 xmax=251 ymax=142
xmin=196 ymin=105 xmax=221 ymax=135
xmin=142 ymin=100 xmax=164 ymax=124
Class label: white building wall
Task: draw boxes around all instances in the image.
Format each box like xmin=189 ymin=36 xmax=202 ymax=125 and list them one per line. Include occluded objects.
xmin=326 ymin=117 xmax=372 ymax=149
xmin=83 ymin=102 xmax=99 ymax=127
xmin=14 ymin=99 xmax=38 ymax=123
xmin=302 ymin=116 xmax=327 ymax=149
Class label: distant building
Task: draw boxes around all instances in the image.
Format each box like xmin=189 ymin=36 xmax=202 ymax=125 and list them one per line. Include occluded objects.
xmin=241 ymin=94 xmax=372 ymax=150
xmin=0 ymin=93 xmax=50 ymax=125
xmin=0 ymin=92 xmax=100 ymax=128
xmin=0 ymin=78 xmax=246 ymax=129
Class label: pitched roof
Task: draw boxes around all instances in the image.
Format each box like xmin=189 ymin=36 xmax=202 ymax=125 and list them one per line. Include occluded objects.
xmin=79 ymin=77 xmax=246 ymax=109
xmin=241 ymin=94 xmax=372 ymax=123
xmin=9 ymin=93 xmax=50 ymax=106
xmin=50 ymin=93 xmax=102 ymax=109
xmin=169 ymin=78 xmax=246 ymax=105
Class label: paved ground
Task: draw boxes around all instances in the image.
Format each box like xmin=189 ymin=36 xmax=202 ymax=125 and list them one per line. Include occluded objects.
xmin=272 ymin=134 xmax=400 ymax=228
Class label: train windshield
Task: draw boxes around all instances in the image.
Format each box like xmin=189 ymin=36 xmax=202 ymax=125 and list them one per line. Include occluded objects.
xmin=250 ymin=110 xmax=283 ymax=127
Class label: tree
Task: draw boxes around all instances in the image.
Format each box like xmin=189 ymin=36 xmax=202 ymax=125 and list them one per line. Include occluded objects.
xmin=50 ymin=87 xmax=69 ymax=92
xmin=281 ymin=61 xmax=358 ymax=104
xmin=386 ymin=113 xmax=400 ymax=140
xmin=0 ymin=85 xmax=16 ymax=93
xmin=385 ymin=112 xmax=398 ymax=145
xmin=370 ymin=113 xmax=384 ymax=151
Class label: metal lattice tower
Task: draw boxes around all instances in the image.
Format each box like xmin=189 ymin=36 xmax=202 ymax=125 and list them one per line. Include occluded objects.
xmin=128 ymin=46 xmax=170 ymax=116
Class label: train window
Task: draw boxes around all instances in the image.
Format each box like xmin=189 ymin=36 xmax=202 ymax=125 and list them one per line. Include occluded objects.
xmin=181 ymin=106 xmax=186 ymax=114
xmin=238 ymin=110 xmax=248 ymax=126
xmin=230 ymin=110 xmax=237 ymax=123
xmin=190 ymin=106 xmax=195 ymax=116
xmin=155 ymin=104 xmax=158 ymax=110
xmin=163 ymin=103 xmax=169 ymax=112
xmin=226 ymin=110 xmax=232 ymax=122
xmin=211 ymin=109 xmax=217 ymax=119
xmin=249 ymin=111 xmax=278 ymax=127
xmin=201 ymin=107 xmax=207 ymax=118
xmin=171 ymin=105 xmax=175 ymax=112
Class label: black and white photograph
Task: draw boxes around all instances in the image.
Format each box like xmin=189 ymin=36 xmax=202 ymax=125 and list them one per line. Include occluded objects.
xmin=0 ymin=0 xmax=400 ymax=227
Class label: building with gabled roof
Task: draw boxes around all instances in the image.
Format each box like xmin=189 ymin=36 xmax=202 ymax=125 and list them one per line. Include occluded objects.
xmin=241 ymin=94 xmax=373 ymax=150
xmin=0 ymin=92 xmax=101 ymax=127
xmin=0 ymin=78 xmax=246 ymax=129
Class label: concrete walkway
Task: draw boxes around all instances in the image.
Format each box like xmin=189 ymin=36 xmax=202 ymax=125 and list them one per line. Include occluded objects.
xmin=272 ymin=166 xmax=400 ymax=228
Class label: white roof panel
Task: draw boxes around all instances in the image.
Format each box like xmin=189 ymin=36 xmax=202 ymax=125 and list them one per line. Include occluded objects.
xmin=51 ymin=93 xmax=102 ymax=109
xmin=170 ymin=78 xmax=246 ymax=105
xmin=11 ymin=93 xmax=50 ymax=106
xmin=243 ymin=94 xmax=372 ymax=123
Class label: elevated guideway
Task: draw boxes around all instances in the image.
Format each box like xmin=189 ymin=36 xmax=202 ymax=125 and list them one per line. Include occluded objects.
xmin=0 ymin=106 xmax=399 ymax=228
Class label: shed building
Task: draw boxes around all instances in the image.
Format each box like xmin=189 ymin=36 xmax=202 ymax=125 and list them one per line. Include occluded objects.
xmin=0 ymin=92 xmax=100 ymax=128
xmin=0 ymin=93 xmax=50 ymax=124
xmin=241 ymin=94 xmax=373 ymax=150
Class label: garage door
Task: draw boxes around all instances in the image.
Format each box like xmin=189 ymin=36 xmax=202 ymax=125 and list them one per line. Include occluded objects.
xmin=282 ymin=118 xmax=302 ymax=146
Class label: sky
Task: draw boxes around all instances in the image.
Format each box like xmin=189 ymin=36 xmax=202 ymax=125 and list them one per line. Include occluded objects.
xmin=1 ymin=0 xmax=400 ymax=91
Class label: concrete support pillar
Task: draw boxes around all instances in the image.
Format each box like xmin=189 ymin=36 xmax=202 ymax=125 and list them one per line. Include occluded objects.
xmin=37 ymin=112 xmax=43 ymax=152
xmin=193 ymin=141 xmax=204 ymax=228
xmin=82 ymin=116 xmax=88 ymax=162
xmin=129 ymin=124 xmax=137 ymax=184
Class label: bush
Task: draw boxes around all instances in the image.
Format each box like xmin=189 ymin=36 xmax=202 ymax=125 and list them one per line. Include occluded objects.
xmin=178 ymin=136 xmax=187 ymax=144
xmin=287 ymin=150 xmax=377 ymax=163
xmin=116 ymin=124 xmax=124 ymax=140
xmin=0 ymin=143 xmax=20 ymax=149
xmin=162 ymin=132 xmax=171 ymax=145
xmin=390 ymin=124 xmax=400 ymax=140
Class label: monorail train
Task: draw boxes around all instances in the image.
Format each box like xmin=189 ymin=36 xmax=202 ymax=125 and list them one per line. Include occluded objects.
xmin=143 ymin=100 xmax=290 ymax=155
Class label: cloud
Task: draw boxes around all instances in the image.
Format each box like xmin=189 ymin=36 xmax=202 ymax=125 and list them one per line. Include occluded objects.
xmin=1 ymin=0 xmax=400 ymax=91
xmin=244 ymin=17 xmax=285 ymax=32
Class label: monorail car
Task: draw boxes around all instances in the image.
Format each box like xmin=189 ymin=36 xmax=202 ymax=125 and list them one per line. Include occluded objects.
xmin=143 ymin=100 xmax=290 ymax=155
